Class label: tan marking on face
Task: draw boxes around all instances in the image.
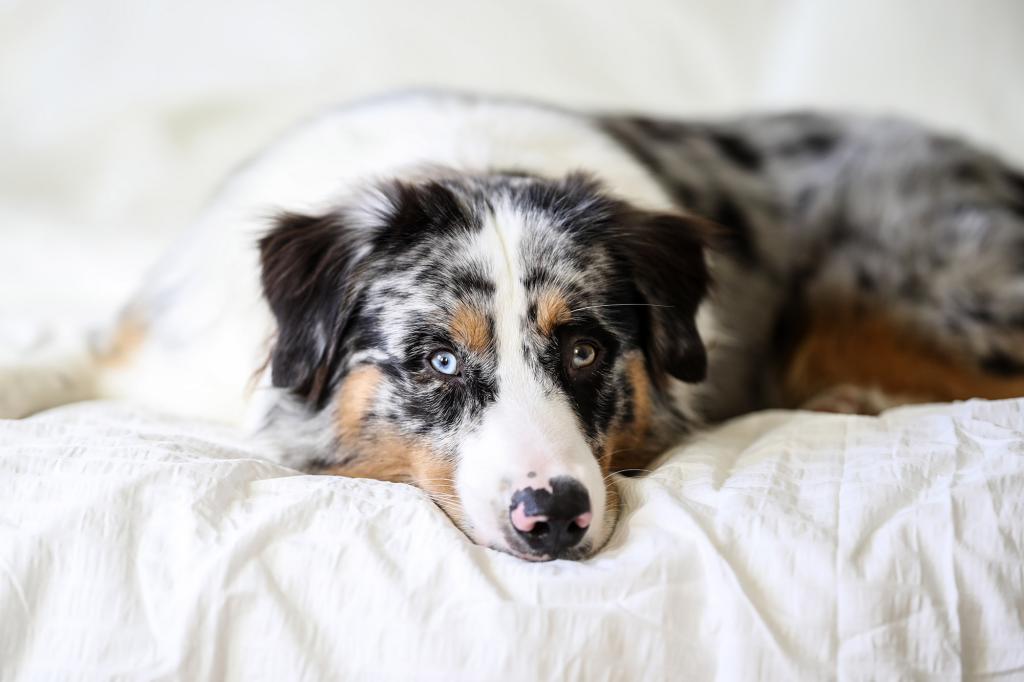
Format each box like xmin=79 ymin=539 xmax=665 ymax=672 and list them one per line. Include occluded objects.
xmin=590 ymin=355 xmax=658 ymax=556
xmin=536 ymin=289 xmax=571 ymax=337
xmin=323 ymin=432 xmax=465 ymax=530
xmin=326 ymin=374 xmax=466 ymax=528
xmin=450 ymin=303 xmax=490 ymax=354
xmin=783 ymin=305 xmax=1024 ymax=410
xmin=409 ymin=449 xmax=464 ymax=529
xmin=604 ymin=352 xmax=662 ymax=474
xmin=335 ymin=365 xmax=382 ymax=442
xmin=322 ymin=434 xmax=410 ymax=482
xmin=97 ymin=315 xmax=146 ymax=367
xmin=602 ymin=478 xmax=621 ymax=544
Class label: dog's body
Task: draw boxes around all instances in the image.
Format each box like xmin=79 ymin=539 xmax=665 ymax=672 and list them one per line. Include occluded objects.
xmin=7 ymin=92 xmax=1024 ymax=559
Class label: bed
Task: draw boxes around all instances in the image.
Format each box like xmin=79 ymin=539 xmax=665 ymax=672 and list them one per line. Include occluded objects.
xmin=2 ymin=398 xmax=1023 ymax=678
xmin=3 ymin=1 xmax=1024 ymax=679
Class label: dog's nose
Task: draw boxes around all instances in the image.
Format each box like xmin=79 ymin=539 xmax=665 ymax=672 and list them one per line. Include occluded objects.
xmin=509 ymin=476 xmax=592 ymax=557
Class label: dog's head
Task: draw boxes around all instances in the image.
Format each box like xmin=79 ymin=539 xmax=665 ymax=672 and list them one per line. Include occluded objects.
xmin=258 ymin=171 xmax=710 ymax=560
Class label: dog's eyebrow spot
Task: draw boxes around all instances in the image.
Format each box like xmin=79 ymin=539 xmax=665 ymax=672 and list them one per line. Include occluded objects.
xmin=536 ymin=289 xmax=572 ymax=336
xmin=450 ymin=302 xmax=491 ymax=353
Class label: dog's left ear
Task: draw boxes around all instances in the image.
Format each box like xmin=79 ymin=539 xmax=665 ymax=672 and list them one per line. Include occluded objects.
xmin=617 ymin=211 xmax=712 ymax=384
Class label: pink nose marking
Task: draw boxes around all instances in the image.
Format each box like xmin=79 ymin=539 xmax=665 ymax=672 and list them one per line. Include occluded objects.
xmin=510 ymin=502 xmax=548 ymax=533
xmin=574 ymin=511 xmax=592 ymax=529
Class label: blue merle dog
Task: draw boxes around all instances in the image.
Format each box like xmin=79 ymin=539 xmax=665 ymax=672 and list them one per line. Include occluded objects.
xmin=6 ymin=92 xmax=1023 ymax=560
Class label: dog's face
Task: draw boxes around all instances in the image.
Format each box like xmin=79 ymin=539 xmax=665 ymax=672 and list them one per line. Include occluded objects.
xmin=259 ymin=172 xmax=709 ymax=560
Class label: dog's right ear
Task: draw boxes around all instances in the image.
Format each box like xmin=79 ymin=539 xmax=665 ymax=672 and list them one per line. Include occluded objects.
xmin=258 ymin=211 xmax=366 ymax=406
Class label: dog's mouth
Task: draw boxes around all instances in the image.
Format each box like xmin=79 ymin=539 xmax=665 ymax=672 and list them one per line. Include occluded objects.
xmin=495 ymin=536 xmax=596 ymax=562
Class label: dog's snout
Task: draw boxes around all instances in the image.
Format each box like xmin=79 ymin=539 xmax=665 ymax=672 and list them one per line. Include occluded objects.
xmin=509 ymin=476 xmax=592 ymax=558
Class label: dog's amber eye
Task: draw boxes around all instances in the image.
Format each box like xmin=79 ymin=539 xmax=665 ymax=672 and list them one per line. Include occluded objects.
xmin=429 ymin=349 xmax=460 ymax=376
xmin=571 ymin=342 xmax=598 ymax=369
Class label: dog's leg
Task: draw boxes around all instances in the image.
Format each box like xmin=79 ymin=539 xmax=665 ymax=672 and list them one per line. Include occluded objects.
xmin=0 ymin=322 xmax=100 ymax=418
xmin=799 ymin=384 xmax=925 ymax=415
xmin=781 ymin=304 xmax=1024 ymax=412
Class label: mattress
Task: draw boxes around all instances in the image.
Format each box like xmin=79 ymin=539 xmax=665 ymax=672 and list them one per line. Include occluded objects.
xmin=3 ymin=398 xmax=1022 ymax=679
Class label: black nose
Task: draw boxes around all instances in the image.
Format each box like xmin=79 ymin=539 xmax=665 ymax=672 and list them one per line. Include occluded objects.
xmin=509 ymin=476 xmax=592 ymax=558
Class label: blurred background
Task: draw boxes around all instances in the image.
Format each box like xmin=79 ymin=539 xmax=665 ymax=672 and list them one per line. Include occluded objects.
xmin=2 ymin=0 xmax=1023 ymax=325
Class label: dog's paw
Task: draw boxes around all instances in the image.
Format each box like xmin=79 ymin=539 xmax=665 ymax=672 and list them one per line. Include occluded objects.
xmin=800 ymin=384 xmax=918 ymax=415
xmin=0 ymin=321 xmax=96 ymax=419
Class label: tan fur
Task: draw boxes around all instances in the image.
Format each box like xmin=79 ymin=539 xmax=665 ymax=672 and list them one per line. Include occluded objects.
xmin=97 ymin=315 xmax=147 ymax=368
xmin=783 ymin=306 xmax=1024 ymax=409
xmin=450 ymin=303 xmax=491 ymax=353
xmin=327 ymin=365 xmax=464 ymax=525
xmin=603 ymin=478 xmax=621 ymax=538
xmin=323 ymin=435 xmax=411 ymax=481
xmin=335 ymin=365 xmax=382 ymax=442
xmin=408 ymin=451 xmax=463 ymax=528
xmin=324 ymin=430 xmax=464 ymax=528
xmin=536 ymin=289 xmax=571 ymax=337
xmin=604 ymin=352 xmax=661 ymax=473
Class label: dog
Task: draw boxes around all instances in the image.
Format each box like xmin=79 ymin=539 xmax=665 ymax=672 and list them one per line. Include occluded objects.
xmin=5 ymin=91 xmax=1024 ymax=560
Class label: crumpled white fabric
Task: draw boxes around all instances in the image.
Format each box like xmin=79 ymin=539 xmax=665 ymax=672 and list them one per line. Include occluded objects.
xmin=2 ymin=399 xmax=1022 ymax=680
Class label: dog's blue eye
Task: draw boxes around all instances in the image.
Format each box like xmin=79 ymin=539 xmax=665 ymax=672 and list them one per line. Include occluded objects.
xmin=429 ymin=350 xmax=460 ymax=376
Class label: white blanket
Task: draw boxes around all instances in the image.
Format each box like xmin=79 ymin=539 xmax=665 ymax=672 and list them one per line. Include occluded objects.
xmin=3 ymin=399 xmax=1022 ymax=679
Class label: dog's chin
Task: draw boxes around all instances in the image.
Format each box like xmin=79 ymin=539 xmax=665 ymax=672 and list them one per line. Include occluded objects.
xmin=495 ymin=546 xmax=554 ymax=562
xmin=489 ymin=541 xmax=595 ymax=562
xmin=459 ymin=522 xmax=597 ymax=561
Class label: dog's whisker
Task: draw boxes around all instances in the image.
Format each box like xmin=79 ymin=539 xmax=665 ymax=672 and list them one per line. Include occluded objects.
xmin=569 ymin=303 xmax=674 ymax=313
xmin=423 ymin=491 xmax=461 ymax=500
xmin=423 ymin=493 xmax=460 ymax=503
xmin=607 ymin=467 xmax=658 ymax=477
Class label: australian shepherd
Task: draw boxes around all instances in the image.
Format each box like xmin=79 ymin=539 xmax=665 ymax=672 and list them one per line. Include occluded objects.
xmin=6 ymin=91 xmax=1024 ymax=560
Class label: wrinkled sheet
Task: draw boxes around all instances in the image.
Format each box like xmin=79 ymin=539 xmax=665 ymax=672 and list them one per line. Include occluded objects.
xmin=2 ymin=399 xmax=1022 ymax=680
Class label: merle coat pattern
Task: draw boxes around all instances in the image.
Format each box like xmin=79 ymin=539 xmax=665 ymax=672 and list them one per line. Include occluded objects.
xmin=6 ymin=92 xmax=1023 ymax=560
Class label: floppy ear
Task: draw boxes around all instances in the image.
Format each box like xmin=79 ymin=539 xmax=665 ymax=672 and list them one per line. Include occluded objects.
xmin=618 ymin=211 xmax=711 ymax=384
xmin=258 ymin=210 xmax=366 ymax=405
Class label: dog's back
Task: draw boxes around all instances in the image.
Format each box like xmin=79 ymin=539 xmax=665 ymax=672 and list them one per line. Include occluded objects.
xmin=605 ymin=111 xmax=1024 ymax=416
xmin=7 ymin=91 xmax=1024 ymax=424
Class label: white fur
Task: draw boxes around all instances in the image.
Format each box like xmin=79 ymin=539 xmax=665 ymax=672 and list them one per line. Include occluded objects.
xmin=454 ymin=203 xmax=609 ymax=556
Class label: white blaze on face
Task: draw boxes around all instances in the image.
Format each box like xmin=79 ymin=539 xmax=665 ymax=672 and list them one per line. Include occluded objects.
xmin=454 ymin=203 xmax=608 ymax=556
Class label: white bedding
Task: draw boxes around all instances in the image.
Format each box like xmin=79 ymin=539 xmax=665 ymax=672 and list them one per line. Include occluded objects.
xmin=2 ymin=399 xmax=1023 ymax=679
